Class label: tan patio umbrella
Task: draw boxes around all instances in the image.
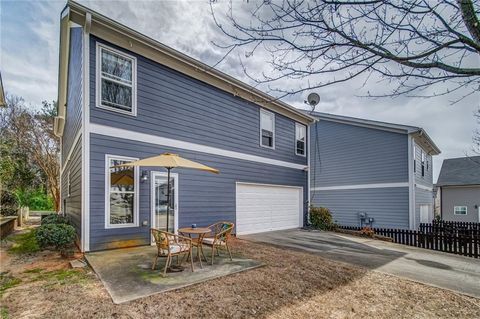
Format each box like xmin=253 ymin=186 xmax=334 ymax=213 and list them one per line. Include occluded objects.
xmin=112 ymin=153 xmax=219 ymax=232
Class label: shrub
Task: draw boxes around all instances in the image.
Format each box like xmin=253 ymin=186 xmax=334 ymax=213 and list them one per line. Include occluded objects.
xmin=360 ymin=226 xmax=375 ymax=237
xmin=310 ymin=206 xmax=334 ymax=230
xmin=35 ymin=224 xmax=76 ymax=251
xmin=41 ymin=214 xmax=70 ymax=226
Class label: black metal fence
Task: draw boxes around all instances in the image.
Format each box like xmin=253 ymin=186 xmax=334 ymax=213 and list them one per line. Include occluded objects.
xmin=339 ymin=223 xmax=480 ymax=258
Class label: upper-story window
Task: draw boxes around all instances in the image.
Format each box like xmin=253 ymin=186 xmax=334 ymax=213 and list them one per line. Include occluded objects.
xmin=96 ymin=43 xmax=137 ymax=116
xmin=421 ymin=150 xmax=426 ymax=176
xmin=260 ymin=109 xmax=275 ymax=149
xmin=295 ymin=123 xmax=306 ymax=156
xmin=413 ymin=145 xmax=416 ymax=173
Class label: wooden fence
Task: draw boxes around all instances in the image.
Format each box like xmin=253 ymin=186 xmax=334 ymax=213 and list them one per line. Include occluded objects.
xmin=419 ymin=220 xmax=480 ymax=236
xmin=339 ymin=225 xmax=480 ymax=258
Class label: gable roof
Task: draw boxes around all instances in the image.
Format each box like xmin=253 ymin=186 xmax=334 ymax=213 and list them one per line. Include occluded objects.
xmin=437 ymin=156 xmax=480 ymax=186
xmin=307 ymin=111 xmax=441 ymax=155
xmin=54 ymin=1 xmax=315 ymax=136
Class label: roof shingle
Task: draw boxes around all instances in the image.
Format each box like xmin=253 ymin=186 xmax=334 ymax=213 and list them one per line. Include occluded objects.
xmin=437 ymin=156 xmax=480 ymax=186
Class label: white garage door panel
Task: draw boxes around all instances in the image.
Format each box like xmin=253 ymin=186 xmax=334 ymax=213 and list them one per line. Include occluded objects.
xmin=236 ymin=183 xmax=303 ymax=235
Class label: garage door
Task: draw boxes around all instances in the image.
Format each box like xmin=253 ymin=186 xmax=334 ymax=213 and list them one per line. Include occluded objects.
xmin=236 ymin=183 xmax=303 ymax=235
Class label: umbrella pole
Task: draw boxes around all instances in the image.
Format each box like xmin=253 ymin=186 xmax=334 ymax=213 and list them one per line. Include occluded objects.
xmin=166 ymin=167 xmax=171 ymax=233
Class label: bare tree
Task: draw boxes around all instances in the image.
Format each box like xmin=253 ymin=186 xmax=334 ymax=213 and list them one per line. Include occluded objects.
xmin=1 ymin=96 xmax=60 ymax=211
xmin=211 ymin=0 xmax=480 ymax=101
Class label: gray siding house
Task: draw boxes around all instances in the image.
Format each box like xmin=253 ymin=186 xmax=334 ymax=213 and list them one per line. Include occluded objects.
xmin=437 ymin=156 xmax=480 ymax=223
xmin=55 ymin=1 xmax=314 ymax=252
xmin=309 ymin=112 xmax=440 ymax=229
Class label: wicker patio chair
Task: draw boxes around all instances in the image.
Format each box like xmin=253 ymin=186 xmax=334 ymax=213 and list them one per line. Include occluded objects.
xmin=201 ymin=222 xmax=234 ymax=265
xmin=151 ymin=229 xmax=194 ymax=276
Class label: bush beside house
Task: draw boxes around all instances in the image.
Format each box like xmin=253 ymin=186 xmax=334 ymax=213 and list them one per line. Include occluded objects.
xmin=310 ymin=207 xmax=335 ymax=230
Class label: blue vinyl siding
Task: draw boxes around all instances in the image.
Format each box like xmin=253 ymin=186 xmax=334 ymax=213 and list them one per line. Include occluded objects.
xmin=61 ymin=136 xmax=82 ymax=238
xmin=88 ymin=36 xmax=306 ymax=166
xmin=62 ymin=27 xmax=83 ymax=165
xmin=311 ymin=187 xmax=410 ymax=229
xmin=414 ymin=140 xmax=433 ymax=187
xmin=309 ymin=119 xmax=410 ymax=228
xmin=89 ymin=134 xmax=307 ymax=251
xmin=310 ymin=120 xmax=408 ymax=186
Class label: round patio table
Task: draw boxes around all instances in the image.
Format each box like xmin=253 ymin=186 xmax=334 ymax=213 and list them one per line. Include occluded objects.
xmin=178 ymin=227 xmax=210 ymax=269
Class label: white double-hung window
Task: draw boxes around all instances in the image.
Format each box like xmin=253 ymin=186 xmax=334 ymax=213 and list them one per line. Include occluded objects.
xmin=454 ymin=206 xmax=467 ymax=215
xmin=105 ymin=155 xmax=139 ymax=228
xmin=97 ymin=43 xmax=137 ymax=115
xmin=295 ymin=123 xmax=306 ymax=156
xmin=260 ymin=109 xmax=275 ymax=148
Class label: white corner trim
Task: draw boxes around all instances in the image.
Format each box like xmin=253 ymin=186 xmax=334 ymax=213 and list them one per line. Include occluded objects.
xmin=307 ymin=124 xmax=311 ymax=224
xmin=60 ymin=130 xmax=82 ymax=176
xmin=89 ymin=123 xmax=307 ymax=170
xmin=415 ymin=183 xmax=433 ymax=192
xmin=408 ymin=134 xmax=415 ymax=230
xmin=81 ymin=15 xmax=91 ymax=252
xmin=104 ymin=154 xmax=140 ymax=229
xmin=311 ymin=182 xmax=409 ymax=191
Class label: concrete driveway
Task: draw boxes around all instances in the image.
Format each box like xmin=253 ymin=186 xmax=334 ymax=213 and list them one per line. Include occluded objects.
xmin=241 ymin=229 xmax=480 ymax=298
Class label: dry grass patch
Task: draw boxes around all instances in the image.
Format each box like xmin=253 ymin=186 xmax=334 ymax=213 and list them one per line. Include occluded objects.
xmin=1 ymin=238 xmax=479 ymax=318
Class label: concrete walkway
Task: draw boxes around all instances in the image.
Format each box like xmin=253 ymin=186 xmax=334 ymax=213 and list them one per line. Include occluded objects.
xmin=242 ymin=229 xmax=480 ymax=298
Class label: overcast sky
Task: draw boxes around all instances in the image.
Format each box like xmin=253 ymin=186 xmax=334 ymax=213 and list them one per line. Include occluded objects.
xmin=1 ymin=0 xmax=479 ymax=182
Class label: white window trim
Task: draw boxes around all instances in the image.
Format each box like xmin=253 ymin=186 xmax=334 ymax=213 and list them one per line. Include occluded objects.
xmin=96 ymin=43 xmax=137 ymax=116
xmin=260 ymin=109 xmax=275 ymax=149
xmin=105 ymin=154 xmax=140 ymax=229
xmin=67 ymin=170 xmax=71 ymax=198
xmin=295 ymin=123 xmax=306 ymax=157
xmin=454 ymin=206 xmax=468 ymax=215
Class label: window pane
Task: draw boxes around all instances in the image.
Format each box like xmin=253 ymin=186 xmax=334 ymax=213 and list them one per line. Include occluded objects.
xmin=296 ymin=140 xmax=305 ymax=155
xmin=101 ymin=79 xmax=132 ymax=111
xmin=102 ymin=49 xmax=132 ymax=83
xmin=296 ymin=124 xmax=305 ymax=140
xmin=262 ymin=129 xmax=273 ymax=147
xmin=110 ymin=193 xmax=134 ymax=224
xmin=110 ymin=160 xmax=135 ymax=192
xmin=261 ymin=112 xmax=274 ymax=132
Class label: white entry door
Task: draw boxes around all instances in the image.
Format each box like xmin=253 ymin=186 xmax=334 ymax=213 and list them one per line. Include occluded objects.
xmin=236 ymin=183 xmax=303 ymax=235
xmin=151 ymin=172 xmax=178 ymax=240
xmin=420 ymin=204 xmax=431 ymax=224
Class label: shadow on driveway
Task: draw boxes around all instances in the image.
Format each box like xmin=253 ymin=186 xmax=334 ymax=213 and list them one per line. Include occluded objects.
xmin=242 ymin=229 xmax=480 ymax=298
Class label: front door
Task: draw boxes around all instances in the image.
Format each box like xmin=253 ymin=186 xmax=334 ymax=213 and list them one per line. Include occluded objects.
xmin=151 ymin=171 xmax=178 ymax=239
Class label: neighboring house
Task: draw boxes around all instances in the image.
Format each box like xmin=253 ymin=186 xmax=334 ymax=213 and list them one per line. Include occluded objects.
xmin=54 ymin=1 xmax=315 ymax=252
xmin=437 ymin=156 xmax=480 ymax=223
xmin=308 ymin=112 xmax=441 ymax=229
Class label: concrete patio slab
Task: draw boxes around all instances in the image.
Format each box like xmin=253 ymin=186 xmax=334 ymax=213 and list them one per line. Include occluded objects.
xmin=85 ymin=245 xmax=263 ymax=304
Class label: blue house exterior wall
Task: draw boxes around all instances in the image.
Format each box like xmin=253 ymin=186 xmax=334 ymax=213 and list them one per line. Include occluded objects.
xmin=310 ymin=119 xmax=410 ymax=229
xmin=89 ymin=36 xmax=306 ymax=166
xmin=89 ymin=134 xmax=307 ymax=251
xmin=85 ymin=36 xmax=308 ymax=251
xmin=60 ymin=27 xmax=83 ymax=244
xmin=62 ymin=27 xmax=83 ymax=166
